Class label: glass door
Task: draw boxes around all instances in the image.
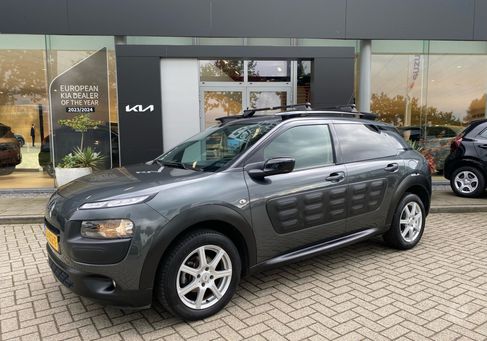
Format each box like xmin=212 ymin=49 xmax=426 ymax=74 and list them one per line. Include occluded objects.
xmin=247 ymin=87 xmax=291 ymax=110
xmin=200 ymin=87 xmax=244 ymax=128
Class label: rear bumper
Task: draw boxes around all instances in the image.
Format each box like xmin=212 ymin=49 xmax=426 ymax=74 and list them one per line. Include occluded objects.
xmin=47 ymin=245 xmax=153 ymax=309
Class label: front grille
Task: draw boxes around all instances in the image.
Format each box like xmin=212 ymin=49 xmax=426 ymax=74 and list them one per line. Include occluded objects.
xmin=48 ymin=257 xmax=74 ymax=288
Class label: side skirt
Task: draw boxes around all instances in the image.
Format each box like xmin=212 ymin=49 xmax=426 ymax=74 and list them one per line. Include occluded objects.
xmin=248 ymin=227 xmax=381 ymax=275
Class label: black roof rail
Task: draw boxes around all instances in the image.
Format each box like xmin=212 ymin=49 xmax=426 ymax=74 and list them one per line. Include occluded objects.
xmin=214 ymin=103 xmax=377 ymax=124
xmin=277 ymin=110 xmax=377 ymax=121
xmin=314 ymin=104 xmax=357 ymax=112
xmin=242 ymin=102 xmax=312 ymax=117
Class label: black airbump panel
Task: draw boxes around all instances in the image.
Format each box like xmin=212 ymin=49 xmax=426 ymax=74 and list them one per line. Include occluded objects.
xmin=267 ymin=184 xmax=347 ymax=234
xmin=348 ymin=179 xmax=386 ymax=216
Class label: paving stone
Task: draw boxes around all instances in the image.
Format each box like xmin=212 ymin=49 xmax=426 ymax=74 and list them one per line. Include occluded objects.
xmin=1 ymin=213 xmax=487 ymax=340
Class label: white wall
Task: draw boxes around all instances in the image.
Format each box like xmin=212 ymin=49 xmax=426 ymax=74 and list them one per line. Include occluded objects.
xmin=160 ymin=59 xmax=200 ymax=151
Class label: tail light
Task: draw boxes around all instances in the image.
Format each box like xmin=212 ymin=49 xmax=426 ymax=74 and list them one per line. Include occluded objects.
xmin=450 ymin=135 xmax=463 ymax=152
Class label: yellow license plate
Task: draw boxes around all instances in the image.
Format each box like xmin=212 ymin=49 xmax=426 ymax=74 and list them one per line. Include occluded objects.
xmin=46 ymin=227 xmax=60 ymax=253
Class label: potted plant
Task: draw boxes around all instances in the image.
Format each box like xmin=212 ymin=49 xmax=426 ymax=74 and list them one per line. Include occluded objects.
xmin=54 ymin=114 xmax=104 ymax=186
xmin=55 ymin=147 xmax=104 ymax=186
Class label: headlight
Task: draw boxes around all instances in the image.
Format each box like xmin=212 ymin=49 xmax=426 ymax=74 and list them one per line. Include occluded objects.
xmin=80 ymin=195 xmax=150 ymax=209
xmin=81 ymin=219 xmax=134 ymax=239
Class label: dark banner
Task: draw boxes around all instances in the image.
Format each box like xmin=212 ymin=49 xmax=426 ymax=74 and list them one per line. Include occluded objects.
xmin=49 ymin=48 xmax=111 ymax=169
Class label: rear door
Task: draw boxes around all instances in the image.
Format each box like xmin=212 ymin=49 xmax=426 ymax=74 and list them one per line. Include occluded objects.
xmin=244 ymin=121 xmax=348 ymax=263
xmin=333 ymin=122 xmax=407 ymax=233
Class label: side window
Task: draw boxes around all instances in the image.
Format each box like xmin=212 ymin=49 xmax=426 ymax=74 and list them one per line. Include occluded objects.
xmin=263 ymin=125 xmax=334 ymax=170
xmin=334 ymin=123 xmax=403 ymax=163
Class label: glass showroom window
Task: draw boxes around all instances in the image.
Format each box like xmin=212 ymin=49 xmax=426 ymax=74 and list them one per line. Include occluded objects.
xmin=0 ymin=34 xmax=52 ymax=188
xmin=370 ymin=40 xmax=487 ymax=174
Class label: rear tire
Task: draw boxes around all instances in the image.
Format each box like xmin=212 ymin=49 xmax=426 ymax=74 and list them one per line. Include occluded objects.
xmin=450 ymin=166 xmax=485 ymax=198
xmin=383 ymin=193 xmax=425 ymax=250
xmin=156 ymin=229 xmax=241 ymax=320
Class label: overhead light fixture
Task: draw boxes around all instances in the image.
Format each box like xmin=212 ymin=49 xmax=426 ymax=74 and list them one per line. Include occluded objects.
xmin=456 ymin=65 xmax=463 ymax=69
xmin=277 ymin=67 xmax=282 ymax=72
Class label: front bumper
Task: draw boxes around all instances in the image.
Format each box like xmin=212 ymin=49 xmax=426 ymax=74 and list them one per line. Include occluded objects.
xmin=44 ymin=194 xmax=169 ymax=309
xmin=47 ymin=245 xmax=152 ymax=309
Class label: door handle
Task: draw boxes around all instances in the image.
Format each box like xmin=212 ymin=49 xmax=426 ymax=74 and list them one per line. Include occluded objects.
xmin=326 ymin=172 xmax=345 ymax=183
xmin=384 ymin=163 xmax=399 ymax=172
xmin=479 ymin=144 xmax=487 ymax=149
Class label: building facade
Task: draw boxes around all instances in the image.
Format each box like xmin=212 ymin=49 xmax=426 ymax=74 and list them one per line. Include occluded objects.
xmin=1 ymin=0 xmax=486 ymax=189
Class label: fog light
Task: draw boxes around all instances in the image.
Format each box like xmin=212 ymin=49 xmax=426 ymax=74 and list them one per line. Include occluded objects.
xmin=81 ymin=219 xmax=134 ymax=239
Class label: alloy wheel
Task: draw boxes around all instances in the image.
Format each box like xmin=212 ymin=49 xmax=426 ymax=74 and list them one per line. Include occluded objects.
xmin=454 ymin=171 xmax=479 ymax=194
xmin=176 ymin=245 xmax=233 ymax=310
xmin=399 ymin=202 xmax=423 ymax=243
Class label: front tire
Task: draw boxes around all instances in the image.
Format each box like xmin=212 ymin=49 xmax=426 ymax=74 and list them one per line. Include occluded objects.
xmin=450 ymin=166 xmax=485 ymax=198
xmin=383 ymin=193 xmax=425 ymax=250
xmin=156 ymin=229 xmax=241 ymax=320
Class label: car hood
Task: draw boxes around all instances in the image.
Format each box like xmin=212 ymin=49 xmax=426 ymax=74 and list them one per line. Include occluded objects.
xmin=57 ymin=163 xmax=214 ymax=205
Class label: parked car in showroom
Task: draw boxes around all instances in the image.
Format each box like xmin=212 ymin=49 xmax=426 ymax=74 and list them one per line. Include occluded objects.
xmin=444 ymin=119 xmax=487 ymax=197
xmin=14 ymin=133 xmax=25 ymax=147
xmin=0 ymin=123 xmax=22 ymax=175
xmin=45 ymin=105 xmax=431 ymax=320
xmin=398 ymin=125 xmax=462 ymax=173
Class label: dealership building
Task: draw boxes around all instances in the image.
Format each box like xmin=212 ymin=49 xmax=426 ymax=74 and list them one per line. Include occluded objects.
xmin=0 ymin=0 xmax=486 ymax=189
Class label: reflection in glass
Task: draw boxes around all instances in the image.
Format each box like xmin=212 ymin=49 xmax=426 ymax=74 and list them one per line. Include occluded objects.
xmin=159 ymin=121 xmax=278 ymax=172
xmin=249 ymin=91 xmax=287 ymax=110
xmin=248 ymin=61 xmax=290 ymax=82
xmin=297 ymin=60 xmax=312 ymax=103
xmin=264 ymin=125 xmax=333 ymax=170
xmin=203 ymin=91 xmax=243 ymax=128
xmin=200 ymin=60 xmax=244 ymax=82
xmin=0 ymin=39 xmax=52 ymax=187
xmin=370 ymin=50 xmax=487 ymax=174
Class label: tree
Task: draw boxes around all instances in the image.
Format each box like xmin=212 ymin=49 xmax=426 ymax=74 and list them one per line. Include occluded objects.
xmin=58 ymin=114 xmax=103 ymax=150
xmin=465 ymin=94 xmax=486 ymax=123
xmin=371 ymin=92 xmax=461 ymax=126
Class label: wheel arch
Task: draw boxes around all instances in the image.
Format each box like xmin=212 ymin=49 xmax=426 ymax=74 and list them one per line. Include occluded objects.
xmin=445 ymin=157 xmax=486 ymax=180
xmin=451 ymin=159 xmax=487 ymax=178
xmin=139 ymin=205 xmax=257 ymax=290
xmin=385 ymin=175 xmax=432 ymax=228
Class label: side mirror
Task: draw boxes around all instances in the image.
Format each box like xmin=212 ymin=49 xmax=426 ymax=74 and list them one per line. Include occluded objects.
xmin=248 ymin=157 xmax=295 ymax=179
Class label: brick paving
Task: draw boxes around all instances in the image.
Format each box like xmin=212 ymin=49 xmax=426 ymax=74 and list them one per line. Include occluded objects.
xmin=1 ymin=213 xmax=487 ymax=340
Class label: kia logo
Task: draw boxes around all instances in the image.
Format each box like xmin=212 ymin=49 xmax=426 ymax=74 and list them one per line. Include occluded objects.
xmin=125 ymin=104 xmax=154 ymax=113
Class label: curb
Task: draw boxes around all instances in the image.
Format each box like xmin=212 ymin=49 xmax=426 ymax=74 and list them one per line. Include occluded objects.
xmin=429 ymin=205 xmax=487 ymax=214
xmin=0 ymin=216 xmax=45 ymax=224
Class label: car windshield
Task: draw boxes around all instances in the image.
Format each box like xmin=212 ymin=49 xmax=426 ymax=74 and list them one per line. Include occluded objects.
xmin=156 ymin=120 xmax=278 ymax=172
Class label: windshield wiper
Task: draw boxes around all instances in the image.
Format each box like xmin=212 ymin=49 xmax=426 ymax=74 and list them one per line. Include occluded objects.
xmin=151 ymin=158 xmax=204 ymax=171
xmin=159 ymin=160 xmax=188 ymax=170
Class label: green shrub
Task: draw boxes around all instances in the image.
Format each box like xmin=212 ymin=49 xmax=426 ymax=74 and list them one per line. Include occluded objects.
xmin=58 ymin=147 xmax=104 ymax=169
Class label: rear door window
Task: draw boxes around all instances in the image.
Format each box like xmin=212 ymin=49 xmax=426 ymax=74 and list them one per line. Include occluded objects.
xmin=334 ymin=123 xmax=405 ymax=163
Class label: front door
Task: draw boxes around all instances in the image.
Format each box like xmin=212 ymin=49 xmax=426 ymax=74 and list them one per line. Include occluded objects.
xmin=244 ymin=122 xmax=348 ymax=263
